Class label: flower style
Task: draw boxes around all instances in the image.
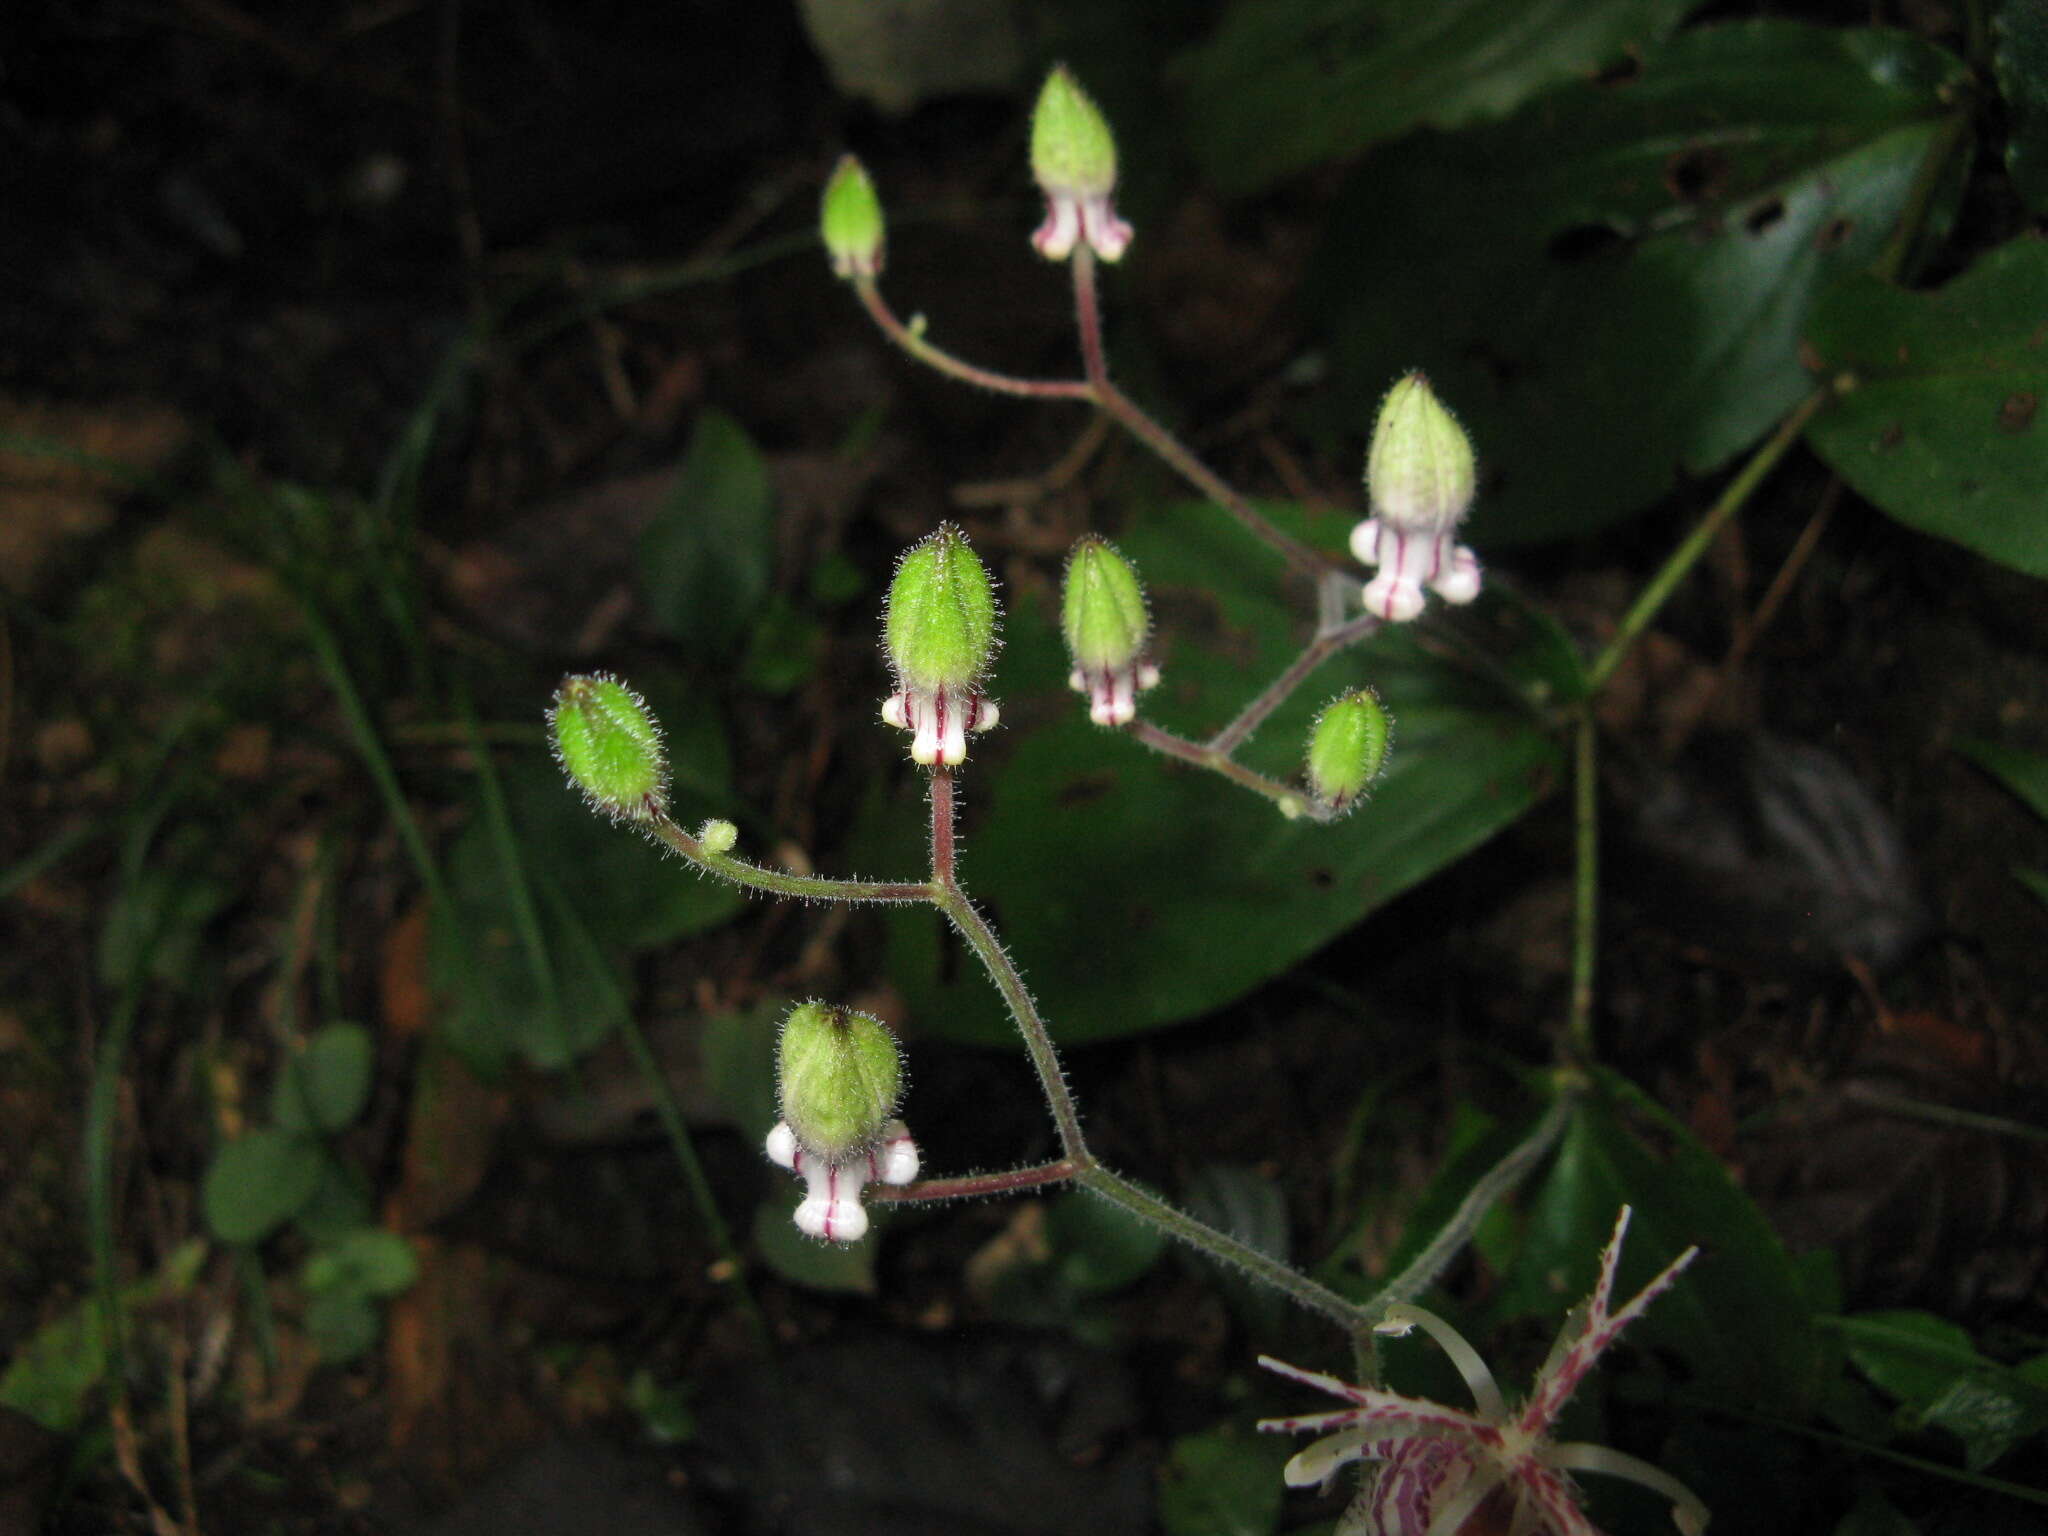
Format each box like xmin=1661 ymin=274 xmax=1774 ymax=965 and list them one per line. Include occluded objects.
xmin=1029 ymin=65 xmax=1133 ymax=263
xmin=1354 ymin=372 xmax=1483 ymax=623
xmin=1260 ymin=1207 xmax=1708 ymax=1536
xmin=765 ymin=1118 xmax=919 ymax=1244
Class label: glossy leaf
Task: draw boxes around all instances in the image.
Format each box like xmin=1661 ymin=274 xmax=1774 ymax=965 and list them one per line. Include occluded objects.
xmin=881 ymin=497 xmax=1559 ymax=1045
xmin=1157 ymin=1425 xmax=1288 ymax=1536
xmin=203 ymin=1128 xmax=324 ymax=1244
xmin=1511 ymin=1074 xmax=1821 ymax=1412
xmin=637 ymin=409 xmax=775 ymax=655
xmin=1173 ymin=0 xmax=1700 ymax=196
xmin=1996 ymin=0 xmax=2048 ymax=212
xmin=1806 ymin=239 xmax=2048 ymax=576
xmin=271 ymin=1022 xmax=375 ymax=1134
xmin=1309 ymin=21 xmax=1966 ymax=545
xmin=1838 ymin=1309 xmax=2048 ymax=1470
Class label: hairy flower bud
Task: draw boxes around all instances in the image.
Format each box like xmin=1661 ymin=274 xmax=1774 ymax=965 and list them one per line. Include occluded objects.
xmin=777 ymin=1001 xmax=903 ymax=1161
xmin=549 ymin=674 xmax=668 ymax=823
xmin=1305 ymin=688 xmax=1391 ymax=813
xmin=1029 ymin=66 xmax=1132 ymax=262
xmin=766 ymin=1001 xmax=918 ymax=1243
xmin=820 ymin=154 xmax=885 ymax=279
xmin=1062 ymin=535 xmax=1158 ymax=726
xmin=1353 ymin=373 xmax=1483 ymax=622
xmin=882 ymin=524 xmax=1002 ymax=765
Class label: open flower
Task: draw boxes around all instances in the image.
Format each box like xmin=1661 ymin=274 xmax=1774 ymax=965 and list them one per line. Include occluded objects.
xmin=765 ymin=1118 xmax=919 ymax=1244
xmin=1260 ymin=1207 xmax=1708 ymax=1536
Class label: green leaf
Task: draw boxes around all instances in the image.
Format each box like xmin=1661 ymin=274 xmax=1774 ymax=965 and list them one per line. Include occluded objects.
xmin=303 ymin=1289 xmax=381 ymax=1363
xmin=202 ymin=1129 xmax=324 ymax=1244
xmin=303 ymin=1228 xmax=420 ymax=1299
xmin=699 ymin=999 xmax=788 ymax=1143
xmin=1511 ymin=1075 xmax=1821 ymax=1413
xmin=1048 ymin=1189 xmax=1169 ymax=1296
xmin=1156 ymin=1424 xmax=1289 ymax=1536
xmin=752 ymin=1196 xmax=877 ymax=1294
xmin=271 ymin=1023 xmax=375 ymax=1134
xmin=637 ymin=409 xmax=775 ymax=655
xmin=0 ymin=1241 xmax=204 ymax=1432
xmin=626 ymin=1368 xmax=697 ymax=1445
xmin=880 ymin=497 xmax=1560 ymax=1044
xmin=1833 ymin=1488 xmax=1921 ymax=1536
xmin=293 ymin=1157 xmax=375 ymax=1244
xmin=1957 ymin=738 xmax=2048 ymax=822
xmin=1309 ymin=21 xmax=1966 ymax=545
xmin=1805 ymin=239 xmax=2048 ymax=576
xmin=1996 ymin=0 xmax=2048 ymax=213
xmin=1173 ymin=0 xmax=1701 ymax=196
xmin=1837 ymin=1310 xmax=2048 ymax=1470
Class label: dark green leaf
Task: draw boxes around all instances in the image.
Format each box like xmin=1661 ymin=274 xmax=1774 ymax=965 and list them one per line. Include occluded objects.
xmin=1156 ymin=1424 xmax=1288 ymax=1536
xmin=699 ymin=999 xmax=787 ymax=1143
xmin=1173 ymin=0 xmax=1701 ymax=196
xmin=752 ymin=1197 xmax=877 ymax=1294
xmin=637 ymin=409 xmax=775 ymax=655
xmin=1047 ymin=1189 xmax=1168 ymax=1296
xmin=1833 ymin=1488 xmax=1921 ymax=1536
xmin=739 ymin=592 xmax=822 ymax=695
xmin=303 ymin=1228 xmax=420 ymax=1299
xmin=303 ymin=1289 xmax=381 ymax=1362
xmin=1310 ymin=21 xmax=1965 ymax=545
xmin=1837 ymin=1310 xmax=2048 ymax=1470
xmin=1957 ymin=738 xmax=2048 ymax=822
xmin=882 ymin=497 xmax=1559 ymax=1044
xmin=1996 ymin=0 xmax=2048 ymax=212
xmin=1511 ymin=1076 xmax=1821 ymax=1412
xmin=203 ymin=1129 xmax=324 ymax=1244
xmin=1806 ymin=239 xmax=2048 ymax=575
xmin=293 ymin=1157 xmax=375 ymax=1243
xmin=1184 ymin=1165 xmax=1291 ymax=1332
xmin=271 ymin=1022 xmax=375 ymax=1134
xmin=626 ymin=1368 xmax=697 ymax=1445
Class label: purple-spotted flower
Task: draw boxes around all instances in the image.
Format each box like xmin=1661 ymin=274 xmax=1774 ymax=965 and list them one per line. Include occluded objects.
xmin=1029 ymin=66 xmax=1132 ymax=263
xmin=765 ymin=1118 xmax=919 ymax=1244
xmin=881 ymin=525 xmax=1001 ymax=767
xmin=1352 ymin=373 xmax=1483 ymax=623
xmin=1260 ymin=1207 xmax=1708 ymax=1536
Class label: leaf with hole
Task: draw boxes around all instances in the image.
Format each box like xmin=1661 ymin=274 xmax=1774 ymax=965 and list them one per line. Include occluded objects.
xmin=1308 ymin=21 xmax=1966 ymax=545
xmin=1806 ymin=239 xmax=2048 ymax=576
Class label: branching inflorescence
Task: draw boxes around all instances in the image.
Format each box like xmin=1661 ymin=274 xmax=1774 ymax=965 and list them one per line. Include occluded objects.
xmin=551 ymin=64 xmax=1707 ymax=1534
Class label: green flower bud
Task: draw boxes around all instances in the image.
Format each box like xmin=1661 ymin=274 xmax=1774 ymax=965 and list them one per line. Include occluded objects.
xmin=1365 ymin=373 xmax=1475 ymax=533
xmin=699 ymin=818 xmax=738 ymax=854
xmin=549 ymin=674 xmax=668 ymax=822
xmin=1031 ymin=65 xmax=1117 ymax=198
xmin=1306 ymin=688 xmax=1391 ymax=812
xmin=1062 ymin=536 xmax=1159 ymax=726
xmin=1062 ymin=536 xmax=1147 ymax=670
xmin=884 ymin=523 xmax=999 ymax=693
xmin=776 ymin=1002 xmax=903 ymax=1162
xmin=820 ymin=154 xmax=885 ymax=279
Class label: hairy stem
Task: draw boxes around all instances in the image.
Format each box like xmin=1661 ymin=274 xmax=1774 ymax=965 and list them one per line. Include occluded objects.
xmin=873 ymin=1159 xmax=1085 ymax=1203
xmin=1209 ymin=610 xmax=1383 ymax=756
xmin=855 ymin=277 xmax=1093 ymax=401
xmin=1126 ymin=720 xmax=1325 ymax=821
xmin=645 ymin=813 xmax=933 ymax=904
xmin=1078 ymin=1166 xmax=1366 ymax=1333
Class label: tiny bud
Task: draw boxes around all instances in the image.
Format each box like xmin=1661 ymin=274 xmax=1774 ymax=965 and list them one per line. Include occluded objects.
xmin=777 ymin=1002 xmax=903 ymax=1164
xmin=699 ymin=818 xmax=738 ymax=854
xmin=1029 ymin=66 xmax=1132 ymax=262
xmin=886 ymin=524 xmax=999 ymax=692
xmin=1061 ymin=536 xmax=1159 ymax=727
xmin=549 ymin=674 xmax=668 ymax=822
xmin=1354 ymin=373 xmax=1483 ymax=621
xmin=820 ymin=154 xmax=885 ymax=279
xmin=1306 ymin=688 xmax=1391 ymax=812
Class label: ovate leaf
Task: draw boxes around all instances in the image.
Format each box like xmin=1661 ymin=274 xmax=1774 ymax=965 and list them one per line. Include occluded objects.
xmin=272 ymin=1022 xmax=375 ymax=1134
xmin=203 ymin=1128 xmax=324 ymax=1244
xmin=638 ymin=409 xmax=775 ymax=656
